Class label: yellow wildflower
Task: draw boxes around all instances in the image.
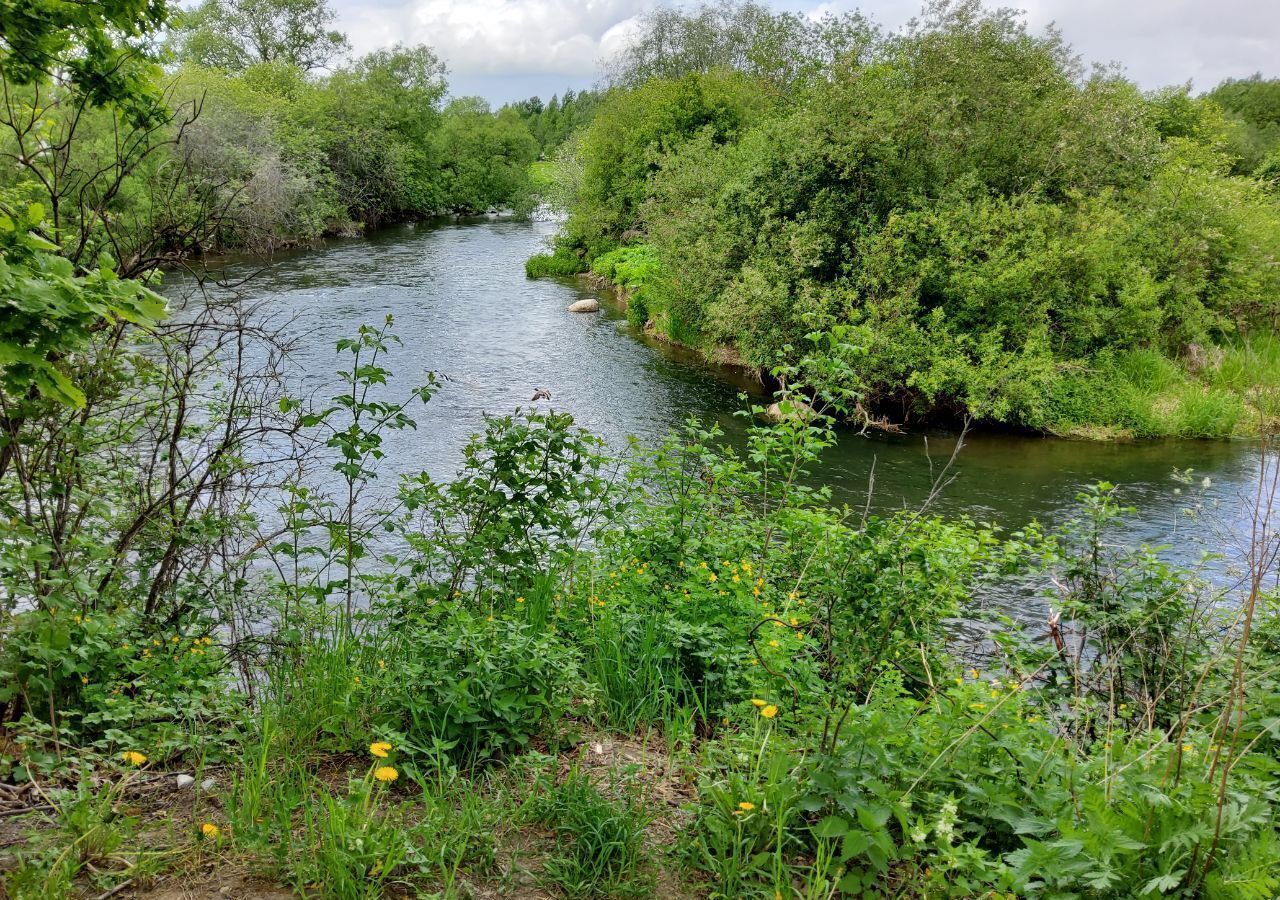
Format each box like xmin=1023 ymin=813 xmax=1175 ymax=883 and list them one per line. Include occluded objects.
xmin=369 ymin=741 xmax=392 ymax=758
xmin=768 ymin=639 xmax=780 ymax=648
xmin=515 ymin=596 xmax=525 ymax=604
xmin=708 ymin=572 xmax=718 ymax=583
xmin=374 ymin=766 xmax=399 ymax=783
xmin=378 ymin=659 xmax=386 ymax=670
xmin=750 ymin=698 xmax=767 ymax=707
xmin=201 ymin=822 xmax=221 ymax=839
xmin=760 ymin=705 xmax=778 ymax=719
xmin=121 ymin=750 xmax=147 ymax=766
xmin=737 ymin=801 xmax=756 ymax=811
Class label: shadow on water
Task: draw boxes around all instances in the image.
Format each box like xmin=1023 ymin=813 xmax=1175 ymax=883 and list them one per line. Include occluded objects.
xmin=166 ymin=217 xmax=1267 ymax=622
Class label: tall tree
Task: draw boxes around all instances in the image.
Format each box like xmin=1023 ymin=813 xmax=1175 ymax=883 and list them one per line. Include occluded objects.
xmin=174 ymin=0 xmax=349 ymax=72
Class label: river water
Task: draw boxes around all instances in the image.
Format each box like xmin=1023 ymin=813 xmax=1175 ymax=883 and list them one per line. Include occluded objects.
xmin=166 ymin=217 xmax=1267 ymax=596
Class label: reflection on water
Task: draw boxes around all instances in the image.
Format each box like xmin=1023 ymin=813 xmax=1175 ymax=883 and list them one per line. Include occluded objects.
xmin=166 ymin=217 xmax=1267 ymax=620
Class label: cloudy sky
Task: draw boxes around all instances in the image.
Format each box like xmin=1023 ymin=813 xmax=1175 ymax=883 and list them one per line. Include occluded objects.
xmin=329 ymin=0 xmax=1280 ymax=105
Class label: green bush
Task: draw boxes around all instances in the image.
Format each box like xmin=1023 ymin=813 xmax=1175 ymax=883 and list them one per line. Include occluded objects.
xmin=375 ymin=612 xmax=583 ymax=763
xmin=0 ymin=608 xmax=238 ymax=775
xmin=526 ymin=247 xmax=587 ymax=277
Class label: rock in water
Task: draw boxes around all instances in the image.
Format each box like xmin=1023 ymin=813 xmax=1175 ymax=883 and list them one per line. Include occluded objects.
xmin=567 ymin=298 xmax=600 ymax=313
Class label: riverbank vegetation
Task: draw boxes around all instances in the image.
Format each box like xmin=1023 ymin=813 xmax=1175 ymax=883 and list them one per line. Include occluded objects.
xmin=3 ymin=301 xmax=1280 ymax=896
xmin=529 ymin=1 xmax=1280 ymax=438
xmin=4 ymin=1 xmax=1280 ymax=898
xmin=0 ymin=0 xmax=542 ymax=266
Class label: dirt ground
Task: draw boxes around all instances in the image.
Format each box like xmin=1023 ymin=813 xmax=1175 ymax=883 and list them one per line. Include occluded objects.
xmin=0 ymin=731 xmax=704 ymax=899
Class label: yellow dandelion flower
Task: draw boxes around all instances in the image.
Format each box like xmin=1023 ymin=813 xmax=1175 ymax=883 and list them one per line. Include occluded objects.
xmin=374 ymin=766 xmax=399 ymax=783
xmin=81 ymin=676 xmax=89 ymax=684
xmin=515 ymin=596 xmax=525 ymax=604
xmin=201 ymin=822 xmax=220 ymax=839
xmin=750 ymin=698 xmax=767 ymax=707
xmin=370 ymin=741 xmax=392 ymax=758
xmin=121 ymin=750 xmax=147 ymax=766
xmin=760 ymin=705 xmax=778 ymax=719
xmin=737 ymin=801 xmax=756 ymax=811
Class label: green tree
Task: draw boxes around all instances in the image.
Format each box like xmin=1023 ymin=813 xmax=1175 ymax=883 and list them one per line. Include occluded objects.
xmin=436 ymin=98 xmax=539 ymax=214
xmin=174 ymin=0 xmax=350 ymax=72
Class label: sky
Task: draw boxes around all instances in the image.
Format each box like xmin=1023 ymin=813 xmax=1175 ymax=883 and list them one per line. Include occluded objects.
xmin=329 ymin=0 xmax=1280 ymax=106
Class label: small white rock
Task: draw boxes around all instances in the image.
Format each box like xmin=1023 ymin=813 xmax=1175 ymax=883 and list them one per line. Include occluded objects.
xmin=200 ymin=777 xmax=218 ymax=792
xmin=175 ymin=774 xmax=195 ymax=789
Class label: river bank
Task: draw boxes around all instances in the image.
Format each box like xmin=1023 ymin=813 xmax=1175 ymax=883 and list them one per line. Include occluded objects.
xmin=566 ymin=253 xmax=1280 ymax=442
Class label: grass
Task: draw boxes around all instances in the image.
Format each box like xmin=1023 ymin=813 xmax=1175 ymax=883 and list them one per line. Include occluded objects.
xmin=1049 ymin=339 xmax=1279 ymax=438
xmin=526 ymin=247 xmax=587 ymax=277
xmin=523 ymin=767 xmax=654 ymax=898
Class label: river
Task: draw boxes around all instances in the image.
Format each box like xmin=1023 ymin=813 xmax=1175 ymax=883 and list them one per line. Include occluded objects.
xmin=165 ymin=217 xmax=1267 ymax=595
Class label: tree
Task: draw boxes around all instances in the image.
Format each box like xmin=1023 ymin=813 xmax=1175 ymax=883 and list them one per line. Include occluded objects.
xmin=605 ymin=0 xmax=876 ymax=93
xmin=436 ymin=98 xmax=538 ymax=214
xmin=174 ymin=0 xmax=350 ymax=72
xmin=0 ymin=0 xmax=168 ymax=124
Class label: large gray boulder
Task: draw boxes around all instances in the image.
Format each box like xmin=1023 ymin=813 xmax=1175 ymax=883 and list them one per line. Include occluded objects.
xmin=567 ymin=298 xmax=600 ymax=313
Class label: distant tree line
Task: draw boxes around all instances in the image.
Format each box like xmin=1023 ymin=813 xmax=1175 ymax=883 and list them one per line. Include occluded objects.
xmin=0 ymin=0 xmax=552 ymax=261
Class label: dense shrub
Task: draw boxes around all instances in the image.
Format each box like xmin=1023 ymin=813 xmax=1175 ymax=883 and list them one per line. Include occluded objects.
xmin=374 ymin=612 xmax=582 ymax=763
xmin=534 ymin=0 xmax=1280 ymax=435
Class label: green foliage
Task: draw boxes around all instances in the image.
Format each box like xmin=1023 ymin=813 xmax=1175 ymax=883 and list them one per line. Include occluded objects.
xmin=592 ymin=245 xmax=661 ymax=326
xmin=373 ymin=611 xmax=583 ymax=764
xmin=604 ymin=1 xmax=877 ymax=94
xmin=0 ymin=0 xmax=168 ymax=125
xmin=524 ymin=767 xmax=654 ymax=897
xmin=436 ymin=98 xmax=540 ymax=214
xmin=173 ymin=0 xmax=350 ymax=72
xmin=1207 ymin=75 xmax=1280 ymax=175
xmin=543 ymin=0 xmax=1280 ymax=434
xmin=502 ymin=89 xmax=602 ymax=156
xmin=527 ymin=246 xmax=588 ymax=277
xmin=0 ymin=609 xmax=237 ymax=774
xmin=0 ymin=201 xmax=167 ymax=406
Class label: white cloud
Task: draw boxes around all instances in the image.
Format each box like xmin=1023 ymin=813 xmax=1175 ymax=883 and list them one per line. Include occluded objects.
xmin=341 ymin=0 xmax=653 ymax=77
